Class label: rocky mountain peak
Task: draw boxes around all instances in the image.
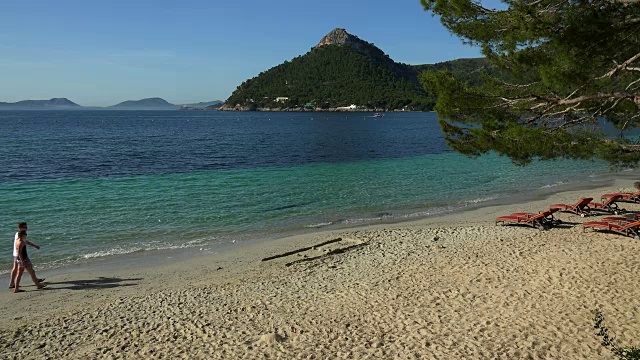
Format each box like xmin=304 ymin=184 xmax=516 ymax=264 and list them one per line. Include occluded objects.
xmin=316 ymin=28 xmax=356 ymax=47
xmin=316 ymin=28 xmax=364 ymax=47
xmin=316 ymin=28 xmax=386 ymax=57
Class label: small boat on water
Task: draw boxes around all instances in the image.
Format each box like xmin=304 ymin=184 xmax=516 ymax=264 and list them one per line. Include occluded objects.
xmin=373 ymin=113 xmax=384 ymax=118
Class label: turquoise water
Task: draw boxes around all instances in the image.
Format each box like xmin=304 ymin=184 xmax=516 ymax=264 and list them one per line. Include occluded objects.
xmin=0 ymin=111 xmax=622 ymax=274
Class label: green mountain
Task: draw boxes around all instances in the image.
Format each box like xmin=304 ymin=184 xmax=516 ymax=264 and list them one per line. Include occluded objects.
xmin=222 ymin=28 xmax=490 ymax=111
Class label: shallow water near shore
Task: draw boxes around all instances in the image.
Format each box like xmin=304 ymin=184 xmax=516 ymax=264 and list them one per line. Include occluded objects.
xmin=0 ymin=110 xmax=633 ymax=275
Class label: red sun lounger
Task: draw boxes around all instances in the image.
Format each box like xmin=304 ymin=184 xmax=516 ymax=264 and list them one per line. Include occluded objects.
xmin=550 ymin=197 xmax=593 ymax=217
xmin=583 ymin=219 xmax=640 ymax=240
xmin=599 ymin=214 xmax=640 ymax=223
xmin=601 ymin=190 xmax=640 ymax=203
xmin=587 ymin=194 xmax=626 ymax=215
xmin=495 ymin=209 xmax=559 ymax=230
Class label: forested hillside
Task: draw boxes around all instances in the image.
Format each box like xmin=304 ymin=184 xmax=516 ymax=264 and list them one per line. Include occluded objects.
xmin=225 ymin=45 xmax=433 ymax=110
xmin=222 ymin=29 xmax=489 ymax=111
xmin=413 ymin=58 xmax=494 ymax=87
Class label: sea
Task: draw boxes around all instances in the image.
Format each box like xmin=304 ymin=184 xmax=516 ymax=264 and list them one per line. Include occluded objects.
xmin=0 ymin=110 xmax=634 ymax=276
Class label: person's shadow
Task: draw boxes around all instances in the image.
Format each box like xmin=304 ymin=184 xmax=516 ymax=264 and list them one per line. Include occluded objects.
xmin=44 ymin=276 xmax=142 ymax=290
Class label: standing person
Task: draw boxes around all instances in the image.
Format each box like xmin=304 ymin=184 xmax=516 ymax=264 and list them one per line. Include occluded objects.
xmin=9 ymin=222 xmax=44 ymax=289
xmin=13 ymin=230 xmax=45 ymax=293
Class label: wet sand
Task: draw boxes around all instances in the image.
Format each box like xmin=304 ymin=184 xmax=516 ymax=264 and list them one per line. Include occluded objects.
xmin=1 ymin=179 xmax=639 ymax=359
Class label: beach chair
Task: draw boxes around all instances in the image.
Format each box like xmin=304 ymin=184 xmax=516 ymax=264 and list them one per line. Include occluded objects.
xmin=597 ymin=213 xmax=640 ymax=223
xmin=549 ymin=197 xmax=593 ymax=217
xmin=495 ymin=209 xmax=559 ymax=230
xmin=587 ymin=194 xmax=626 ymax=215
xmin=583 ymin=219 xmax=640 ymax=240
xmin=601 ymin=190 xmax=640 ymax=203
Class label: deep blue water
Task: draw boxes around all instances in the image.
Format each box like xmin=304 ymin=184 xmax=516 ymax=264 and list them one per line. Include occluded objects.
xmin=1 ymin=111 xmax=448 ymax=181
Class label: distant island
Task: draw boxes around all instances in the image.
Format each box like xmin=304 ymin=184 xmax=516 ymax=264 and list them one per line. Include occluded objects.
xmin=0 ymin=97 xmax=223 ymax=111
xmin=108 ymin=97 xmax=176 ymax=110
xmin=177 ymin=101 xmax=224 ymax=111
xmin=0 ymin=98 xmax=83 ymax=110
xmin=220 ymin=28 xmax=492 ymax=112
xmin=178 ymin=100 xmax=224 ymax=109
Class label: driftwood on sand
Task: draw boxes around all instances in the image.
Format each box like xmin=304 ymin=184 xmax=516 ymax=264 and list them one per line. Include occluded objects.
xmin=261 ymin=237 xmax=343 ymax=262
xmin=284 ymin=243 xmax=367 ymax=267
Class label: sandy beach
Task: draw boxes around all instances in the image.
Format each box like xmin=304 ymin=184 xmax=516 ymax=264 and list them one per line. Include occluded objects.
xmin=1 ymin=179 xmax=640 ymax=359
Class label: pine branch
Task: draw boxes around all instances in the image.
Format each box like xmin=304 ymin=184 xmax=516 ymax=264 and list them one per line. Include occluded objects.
xmin=625 ymin=77 xmax=640 ymax=90
xmin=557 ymin=93 xmax=640 ymax=106
xmin=599 ymin=52 xmax=640 ymax=79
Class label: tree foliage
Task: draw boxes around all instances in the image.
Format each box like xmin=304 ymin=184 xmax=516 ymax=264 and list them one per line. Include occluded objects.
xmin=420 ymin=0 xmax=640 ymax=166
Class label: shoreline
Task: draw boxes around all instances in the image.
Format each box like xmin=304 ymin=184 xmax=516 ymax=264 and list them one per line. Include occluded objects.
xmin=217 ymin=108 xmax=430 ymax=112
xmin=1 ymin=168 xmax=633 ymax=282
xmin=2 ymin=177 xmax=640 ymax=358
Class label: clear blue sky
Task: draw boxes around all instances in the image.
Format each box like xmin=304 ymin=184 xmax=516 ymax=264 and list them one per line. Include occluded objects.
xmin=0 ymin=0 xmax=486 ymax=106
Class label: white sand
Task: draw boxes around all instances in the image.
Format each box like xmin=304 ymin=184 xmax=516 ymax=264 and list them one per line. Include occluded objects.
xmin=1 ymin=179 xmax=639 ymax=359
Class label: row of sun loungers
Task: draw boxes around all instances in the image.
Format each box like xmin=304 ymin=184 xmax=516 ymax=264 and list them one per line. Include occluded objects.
xmin=495 ymin=191 xmax=640 ymax=239
xmin=550 ymin=195 xmax=626 ymax=217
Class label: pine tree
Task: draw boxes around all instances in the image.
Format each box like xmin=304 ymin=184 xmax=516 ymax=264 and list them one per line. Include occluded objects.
xmin=421 ymin=0 xmax=640 ymax=167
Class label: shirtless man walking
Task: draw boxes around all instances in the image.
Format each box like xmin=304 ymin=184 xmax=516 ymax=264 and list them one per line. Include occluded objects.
xmin=13 ymin=230 xmax=46 ymax=293
xmin=9 ymin=222 xmax=44 ymax=290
